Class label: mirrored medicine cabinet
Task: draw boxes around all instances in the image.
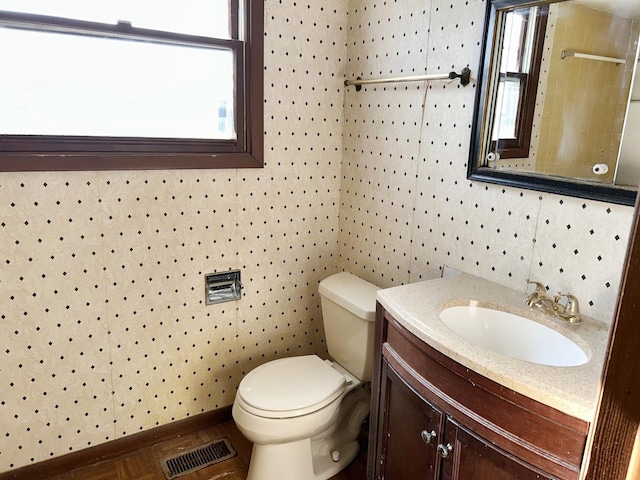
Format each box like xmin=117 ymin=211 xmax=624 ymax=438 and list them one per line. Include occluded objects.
xmin=469 ymin=0 xmax=640 ymax=206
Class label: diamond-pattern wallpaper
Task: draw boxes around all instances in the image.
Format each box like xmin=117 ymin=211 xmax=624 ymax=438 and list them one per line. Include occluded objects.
xmin=0 ymin=0 xmax=635 ymax=474
xmin=340 ymin=0 xmax=633 ymax=318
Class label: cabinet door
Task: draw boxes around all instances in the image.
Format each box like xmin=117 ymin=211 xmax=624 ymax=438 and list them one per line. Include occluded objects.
xmin=440 ymin=417 xmax=555 ymax=480
xmin=378 ymin=361 xmax=443 ymax=480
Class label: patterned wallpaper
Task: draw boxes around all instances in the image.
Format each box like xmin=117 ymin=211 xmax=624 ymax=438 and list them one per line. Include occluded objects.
xmin=0 ymin=1 xmax=347 ymax=472
xmin=0 ymin=0 xmax=635 ymax=474
xmin=340 ymin=0 xmax=634 ymax=321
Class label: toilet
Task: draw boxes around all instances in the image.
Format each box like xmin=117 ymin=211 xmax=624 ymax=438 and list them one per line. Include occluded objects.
xmin=232 ymin=272 xmax=379 ymax=480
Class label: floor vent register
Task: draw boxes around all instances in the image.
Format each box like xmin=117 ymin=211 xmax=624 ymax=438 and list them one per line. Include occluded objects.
xmin=159 ymin=438 xmax=237 ymax=479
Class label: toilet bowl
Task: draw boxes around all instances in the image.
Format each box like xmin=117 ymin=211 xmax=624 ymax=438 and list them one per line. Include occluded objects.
xmin=232 ymin=272 xmax=379 ymax=480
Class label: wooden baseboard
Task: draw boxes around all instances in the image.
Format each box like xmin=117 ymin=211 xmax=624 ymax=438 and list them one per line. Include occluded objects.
xmin=0 ymin=406 xmax=233 ymax=480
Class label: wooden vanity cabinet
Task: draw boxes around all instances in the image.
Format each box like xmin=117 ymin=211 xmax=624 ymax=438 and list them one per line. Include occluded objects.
xmin=379 ymin=363 xmax=443 ymax=480
xmin=368 ymin=305 xmax=590 ymax=480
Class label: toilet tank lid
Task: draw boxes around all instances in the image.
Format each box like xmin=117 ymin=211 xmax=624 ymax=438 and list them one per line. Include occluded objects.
xmin=318 ymin=272 xmax=379 ymax=322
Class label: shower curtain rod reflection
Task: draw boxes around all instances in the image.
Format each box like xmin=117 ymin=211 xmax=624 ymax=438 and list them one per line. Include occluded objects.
xmin=344 ymin=67 xmax=471 ymax=91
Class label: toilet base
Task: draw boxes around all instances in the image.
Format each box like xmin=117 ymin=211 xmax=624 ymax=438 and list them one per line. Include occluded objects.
xmin=246 ymin=438 xmax=359 ymax=480
xmin=245 ymin=386 xmax=370 ymax=480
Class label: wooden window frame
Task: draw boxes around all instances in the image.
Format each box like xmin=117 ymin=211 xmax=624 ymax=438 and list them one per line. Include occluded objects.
xmin=492 ymin=5 xmax=547 ymax=159
xmin=0 ymin=1 xmax=263 ymax=171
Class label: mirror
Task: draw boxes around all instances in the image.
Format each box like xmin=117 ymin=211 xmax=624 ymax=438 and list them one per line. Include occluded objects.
xmin=469 ymin=0 xmax=640 ymax=206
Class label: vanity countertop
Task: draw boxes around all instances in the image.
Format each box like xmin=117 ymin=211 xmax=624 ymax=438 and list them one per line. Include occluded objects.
xmin=376 ymin=274 xmax=609 ymax=422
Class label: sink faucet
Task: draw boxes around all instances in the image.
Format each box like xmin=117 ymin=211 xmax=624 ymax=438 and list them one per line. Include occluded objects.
xmin=525 ymin=280 xmax=582 ymax=324
xmin=556 ymin=293 xmax=582 ymax=324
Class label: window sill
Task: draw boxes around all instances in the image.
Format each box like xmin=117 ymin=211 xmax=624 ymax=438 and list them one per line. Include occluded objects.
xmin=0 ymin=152 xmax=264 ymax=172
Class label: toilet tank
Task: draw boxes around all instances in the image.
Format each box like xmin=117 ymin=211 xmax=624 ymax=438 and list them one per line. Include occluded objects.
xmin=318 ymin=272 xmax=379 ymax=382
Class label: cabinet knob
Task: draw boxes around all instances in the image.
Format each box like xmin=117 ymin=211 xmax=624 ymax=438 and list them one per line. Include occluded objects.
xmin=437 ymin=443 xmax=453 ymax=459
xmin=420 ymin=429 xmax=437 ymax=445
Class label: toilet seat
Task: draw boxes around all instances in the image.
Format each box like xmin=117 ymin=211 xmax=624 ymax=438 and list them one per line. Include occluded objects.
xmin=237 ymin=355 xmax=347 ymax=419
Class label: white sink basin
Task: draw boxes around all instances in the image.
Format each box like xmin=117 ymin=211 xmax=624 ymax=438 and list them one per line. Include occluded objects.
xmin=439 ymin=305 xmax=588 ymax=367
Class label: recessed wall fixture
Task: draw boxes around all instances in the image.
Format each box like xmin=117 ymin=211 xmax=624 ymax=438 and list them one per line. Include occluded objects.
xmin=205 ymin=270 xmax=242 ymax=305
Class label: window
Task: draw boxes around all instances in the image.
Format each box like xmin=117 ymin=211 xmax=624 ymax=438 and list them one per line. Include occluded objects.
xmin=491 ymin=5 xmax=547 ymax=159
xmin=0 ymin=1 xmax=263 ymax=171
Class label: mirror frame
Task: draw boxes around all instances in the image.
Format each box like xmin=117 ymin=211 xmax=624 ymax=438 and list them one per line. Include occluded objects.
xmin=468 ymin=0 xmax=638 ymax=207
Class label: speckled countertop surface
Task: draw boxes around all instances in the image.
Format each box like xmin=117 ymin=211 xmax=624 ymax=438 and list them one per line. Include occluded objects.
xmin=376 ymin=274 xmax=609 ymax=422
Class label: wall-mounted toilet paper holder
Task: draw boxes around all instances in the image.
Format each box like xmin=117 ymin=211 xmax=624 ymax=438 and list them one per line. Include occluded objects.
xmin=205 ymin=270 xmax=242 ymax=305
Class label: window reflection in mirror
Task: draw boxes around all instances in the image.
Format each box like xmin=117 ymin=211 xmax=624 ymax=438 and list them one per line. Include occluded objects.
xmin=491 ymin=5 xmax=547 ymax=159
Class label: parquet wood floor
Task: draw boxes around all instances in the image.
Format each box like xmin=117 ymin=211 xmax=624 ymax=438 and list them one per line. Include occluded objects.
xmin=43 ymin=420 xmax=367 ymax=480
